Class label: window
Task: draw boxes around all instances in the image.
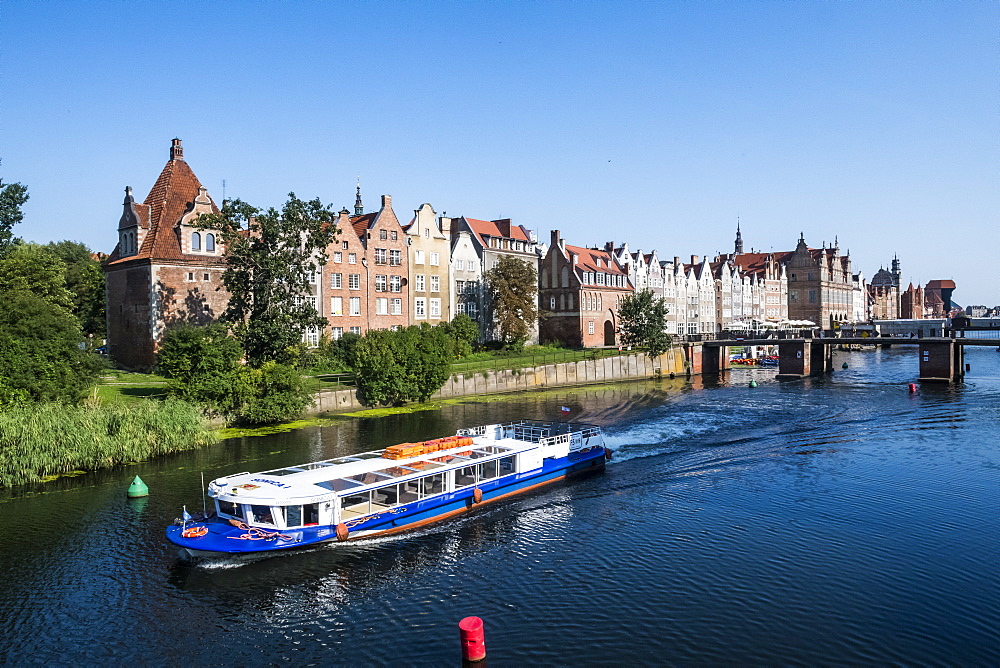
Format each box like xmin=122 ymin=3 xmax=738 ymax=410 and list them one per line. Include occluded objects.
xmin=331 ymin=327 xmax=343 ymax=340
xmin=306 ymin=271 xmax=317 ymax=284
xmin=457 ymin=303 xmax=466 ymax=315
xmin=391 ymin=230 xmax=398 ymax=241
xmin=330 ymin=297 xmax=343 ymax=316
xmin=391 ymin=298 xmax=402 ymax=315
xmin=390 ymin=275 xmax=401 ymax=292
xmin=333 ymin=252 xmax=342 ymax=263
xmin=456 ymin=280 xmax=465 ymax=295
xmin=249 ymin=505 xmax=275 ymax=526
xmin=305 ymin=327 xmax=319 ymax=346
xmin=467 ymin=302 xmax=478 ymax=317
xmin=415 ymin=275 xmax=425 ymax=292
xmin=342 ymin=241 xmax=349 ymax=250
xmin=349 ymin=274 xmax=360 ymax=290
xmin=414 ymin=250 xmax=424 ymax=264
xmin=424 ymin=228 xmax=430 ymax=239
xmin=430 ymin=298 xmax=441 ymax=318
xmin=456 ymin=259 xmax=464 ymax=271
xmin=191 ymin=232 xmax=201 ymax=251
xmin=375 ymin=275 xmax=387 ymax=292
xmin=430 ymin=275 xmax=440 ymax=292
xmin=186 ymin=272 xmax=194 ymax=281
xmin=203 ymin=273 xmax=210 ymax=281
xmin=430 ymin=252 xmax=439 ymax=266
xmin=415 ymin=298 xmax=426 ymax=318
xmin=380 ymin=229 xmax=387 ymax=240
xmin=376 ymin=298 xmax=388 ymax=315
xmin=350 ymin=326 xmax=361 ymax=335
xmin=550 ymin=296 xmax=556 ymax=310
xmin=350 ymin=297 xmax=361 ymax=316
xmin=390 ymin=249 xmax=402 ymax=266
xmin=588 ymin=321 xmax=594 ymax=334
xmin=330 ymin=273 xmax=342 ymax=289
xmin=206 ymin=234 xmax=215 ymax=252
xmin=375 ymin=248 xmax=387 ymax=264
xmin=349 ymin=253 xmax=357 ymax=264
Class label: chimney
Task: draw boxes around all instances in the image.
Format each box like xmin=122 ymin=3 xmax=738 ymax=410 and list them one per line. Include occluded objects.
xmin=605 ymin=241 xmax=615 ymax=254
xmin=674 ymin=256 xmax=680 ymax=267
xmin=170 ymin=138 xmax=184 ymax=161
xmin=381 ymin=194 xmax=392 ymax=210
xmin=440 ymin=216 xmax=452 ymax=235
xmin=551 ymin=229 xmax=566 ymax=252
xmin=691 ymin=255 xmax=700 ymax=265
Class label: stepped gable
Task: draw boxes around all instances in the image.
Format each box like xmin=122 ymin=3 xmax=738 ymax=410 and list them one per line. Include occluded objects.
xmin=106 ymin=139 xmax=219 ymax=266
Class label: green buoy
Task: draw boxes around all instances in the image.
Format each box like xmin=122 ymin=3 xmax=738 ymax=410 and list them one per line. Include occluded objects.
xmin=749 ymin=379 xmax=758 ymax=388
xmin=127 ymin=475 xmax=149 ymax=498
xmin=842 ymin=362 xmax=848 ymax=369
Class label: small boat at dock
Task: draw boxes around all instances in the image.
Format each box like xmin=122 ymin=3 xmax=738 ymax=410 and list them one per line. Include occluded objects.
xmin=167 ymin=421 xmax=610 ymax=561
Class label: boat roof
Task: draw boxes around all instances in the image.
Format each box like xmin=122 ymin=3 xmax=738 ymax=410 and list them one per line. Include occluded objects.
xmin=208 ymin=421 xmax=600 ymax=505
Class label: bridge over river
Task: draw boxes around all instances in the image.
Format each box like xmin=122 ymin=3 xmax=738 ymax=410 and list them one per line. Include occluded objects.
xmin=691 ymin=336 xmax=998 ymax=383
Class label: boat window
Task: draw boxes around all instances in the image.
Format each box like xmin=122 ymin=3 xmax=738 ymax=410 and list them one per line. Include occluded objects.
xmin=316 ymin=478 xmax=363 ymax=492
xmin=455 ymin=466 xmax=477 ymax=488
xmin=400 ymin=479 xmax=420 ymax=503
xmin=286 ymin=504 xmax=302 ymax=527
xmin=274 ymin=506 xmax=286 ymax=526
xmin=372 ymin=485 xmax=398 ymax=508
xmin=249 ymin=504 xmax=275 ymax=525
xmin=478 ymin=459 xmax=499 ymax=481
xmin=421 ymin=473 xmax=445 ymax=496
xmin=263 ymin=468 xmax=303 ymax=476
xmin=217 ymin=499 xmax=241 ymax=518
xmin=499 ymin=456 xmax=515 ymax=475
xmin=303 ymin=503 xmax=319 ymax=526
xmin=341 ymin=492 xmax=371 ymax=519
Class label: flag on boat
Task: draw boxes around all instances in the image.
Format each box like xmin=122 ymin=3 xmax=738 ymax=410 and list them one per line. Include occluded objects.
xmin=560 ymin=406 xmax=571 ymax=414
xmin=182 ymin=506 xmax=192 ymax=522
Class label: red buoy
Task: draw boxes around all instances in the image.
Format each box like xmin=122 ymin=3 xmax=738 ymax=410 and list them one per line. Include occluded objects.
xmin=335 ymin=522 xmax=349 ymax=541
xmin=472 ymin=488 xmax=483 ymax=504
xmin=459 ymin=616 xmax=486 ymax=662
xmin=908 ymin=383 xmax=917 ymax=393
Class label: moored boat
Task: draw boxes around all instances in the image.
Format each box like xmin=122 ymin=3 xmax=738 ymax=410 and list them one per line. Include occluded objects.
xmin=167 ymin=420 xmax=610 ymax=561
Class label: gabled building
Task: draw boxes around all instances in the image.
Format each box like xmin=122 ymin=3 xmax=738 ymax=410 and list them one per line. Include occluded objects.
xmin=104 ymin=139 xmax=227 ymax=369
xmin=450 ymin=216 xmax=540 ymax=343
xmin=405 ymin=203 xmax=451 ymax=326
xmin=539 ymin=232 xmax=632 ymax=347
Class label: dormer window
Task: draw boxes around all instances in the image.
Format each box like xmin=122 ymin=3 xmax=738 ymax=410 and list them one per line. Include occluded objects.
xmin=206 ymin=234 xmax=215 ymax=252
xmin=192 ymin=232 xmax=201 ymax=251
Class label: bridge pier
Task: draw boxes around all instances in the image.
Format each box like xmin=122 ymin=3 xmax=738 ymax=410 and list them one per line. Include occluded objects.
xmin=702 ymin=344 xmax=730 ymax=374
xmin=918 ymin=340 xmax=965 ymax=383
xmin=684 ymin=343 xmax=703 ymax=376
xmin=811 ymin=340 xmax=833 ymax=373
xmin=776 ymin=339 xmax=811 ymax=379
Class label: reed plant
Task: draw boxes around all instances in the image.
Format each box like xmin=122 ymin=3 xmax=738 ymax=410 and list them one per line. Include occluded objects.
xmin=0 ymin=398 xmax=217 ymax=487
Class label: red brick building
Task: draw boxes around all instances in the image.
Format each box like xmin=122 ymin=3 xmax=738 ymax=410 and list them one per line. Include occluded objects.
xmin=539 ymin=231 xmax=632 ymax=347
xmin=103 ymin=139 xmax=227 ymax=369
xmin=319 ymin=193 xmax=409 ymax=337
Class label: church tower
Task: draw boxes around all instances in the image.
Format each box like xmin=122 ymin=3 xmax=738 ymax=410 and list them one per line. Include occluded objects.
xmin=734 ymin=219 xmax=744 ymax=254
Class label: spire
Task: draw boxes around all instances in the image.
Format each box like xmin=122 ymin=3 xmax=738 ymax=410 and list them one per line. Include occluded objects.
xmin=354 ymin=177 xmax=364 ymax=216
xmin=170 ymin=138 xmax=184 ymax=161
xmin=123 ymin=186 xmax=134 ymax=205
xmin=734 ymin=217 xmax=744 ymax=254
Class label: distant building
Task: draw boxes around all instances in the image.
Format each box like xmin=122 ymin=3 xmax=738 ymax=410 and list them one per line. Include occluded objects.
xmin=923 ymin=280 xmax=957 ymax=318
xmin=539 ymin=231 xmax=632 ymax=347
xmin=404 ymin=203 xmax=451 ymax=327
xmin=103 ymin=139 xmax=227 ymax=369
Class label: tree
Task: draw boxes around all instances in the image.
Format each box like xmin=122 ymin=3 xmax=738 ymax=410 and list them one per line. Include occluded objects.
xmin=442 ymin=313 xmax=479 ymax=358
xmin=157 ymin=323 xmax=244 ymax=414
xmin=0 ymin=289 xmax=101 ymax=404
xmin=618 ymin=289 xmax=671 ymax=357
xmin=197 ymin=194 xmax=339 ymax=366
xmin=0 ymin=243 xmax=74 ymax=311
xmin=232 ymin=361 xmax=313 ymax=425
xmin=353 ymin=325 xmax=453 ymax=405
xmin=45 ymin=240 xmax=106 ymax=336
xmin=484 ymin=255 xmax=538 ymax=350
xmin=0 ymin=175 xmax=29 ymax=257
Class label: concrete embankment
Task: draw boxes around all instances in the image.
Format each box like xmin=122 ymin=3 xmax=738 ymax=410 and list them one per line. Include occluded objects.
xmin=313 ymin=348 xmax=689 ymax=414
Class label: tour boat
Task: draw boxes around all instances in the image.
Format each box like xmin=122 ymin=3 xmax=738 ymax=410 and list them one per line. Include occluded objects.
xmin=167 ymin=420 xmax=610 ymax=561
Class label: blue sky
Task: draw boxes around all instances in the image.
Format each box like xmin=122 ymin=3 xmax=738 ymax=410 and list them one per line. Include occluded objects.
xmin=3 ymin=1 xmax=997 ymax=304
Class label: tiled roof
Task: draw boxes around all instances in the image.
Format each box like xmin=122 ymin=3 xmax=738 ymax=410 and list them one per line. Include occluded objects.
xmin=106 ymin=145 xmax=220 ymax=266
xmin=350 ymin=213 xmax=377 ymax=238
xmin=466 ymin=218 xmax=530 ymax=247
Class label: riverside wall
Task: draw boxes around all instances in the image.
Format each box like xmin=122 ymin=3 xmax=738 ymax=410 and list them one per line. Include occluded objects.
xmin=313 ymin=347 xmax=691 ymax=414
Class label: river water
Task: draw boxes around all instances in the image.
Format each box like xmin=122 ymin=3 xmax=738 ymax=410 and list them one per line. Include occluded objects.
xmin=1 ymin=347 xmax=997 ymax=665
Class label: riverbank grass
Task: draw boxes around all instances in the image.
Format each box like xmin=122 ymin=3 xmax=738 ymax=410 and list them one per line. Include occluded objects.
xmin=0 ymin=399 xmax=217 ymax=487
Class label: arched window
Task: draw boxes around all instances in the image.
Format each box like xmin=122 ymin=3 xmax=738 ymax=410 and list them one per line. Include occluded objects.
xmin=541 ymin=269 xmax=549 ymax=288
xmin=559 ymin=294 xmax=566 ymax=311
xmin=131 ymin=231 xmax=137 ymax=253
xmin=191 ymin=232 xmax=201 ymax=251
xmin=550 ymin=296 xmax=556 ymax=310
xmin=568 ymin=293 xmax=574 ymax=310
xmin=598 ymin=294 xmax=602 ymax=310
xmin=206 ymin=233 xmax=215 ymax=251
xmin=561 ymin=266 xmax=569 ymax=287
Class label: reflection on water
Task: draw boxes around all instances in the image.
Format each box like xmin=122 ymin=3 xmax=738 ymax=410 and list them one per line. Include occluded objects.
xmin=0 ymin=348 xmax=998 ymax=664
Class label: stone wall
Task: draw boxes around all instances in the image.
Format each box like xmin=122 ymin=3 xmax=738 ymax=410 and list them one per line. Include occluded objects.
xmin=312 ymin=347 xmax=691 ymax=415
